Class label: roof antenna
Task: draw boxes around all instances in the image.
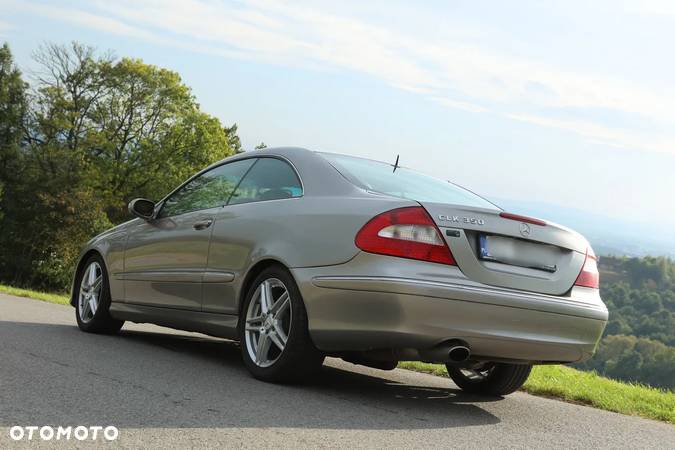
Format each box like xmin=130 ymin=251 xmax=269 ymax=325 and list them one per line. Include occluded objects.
xmin=392 ymin=154 xmax=400 ymax=173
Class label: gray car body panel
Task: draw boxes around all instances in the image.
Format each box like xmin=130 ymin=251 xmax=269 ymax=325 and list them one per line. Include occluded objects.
xmin=292 ymin=252 xmax=606 ymax=363
xmin=422 ymin=202 xmax=588 ymax=296
xmin=202 ymin=194 xmax=413 ymax=314
xmin=71 ymin=147 xmax=607 ymax=364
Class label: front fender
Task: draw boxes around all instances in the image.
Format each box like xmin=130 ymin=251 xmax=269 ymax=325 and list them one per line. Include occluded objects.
xmin=69 ymin=223 xmax=132 ymax=306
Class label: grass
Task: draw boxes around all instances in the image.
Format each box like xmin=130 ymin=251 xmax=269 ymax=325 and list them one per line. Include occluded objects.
xmin=2 ymin=283 xmax=673 ymax=424
xmin=399 ymin=361 xmax=675 ymax=424
xmin=0 ymin=284 xmax=70 ymax=305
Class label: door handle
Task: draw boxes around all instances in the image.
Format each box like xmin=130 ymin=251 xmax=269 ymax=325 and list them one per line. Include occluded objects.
xmin=193 ymin=219 xmax=213 ymax=230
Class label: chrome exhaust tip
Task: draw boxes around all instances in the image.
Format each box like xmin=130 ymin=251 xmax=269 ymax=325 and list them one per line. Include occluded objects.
xmin=418 ymin=340 xmax=471 ymax=363
xmin=448 ymin=345 xmax=471 ymax=363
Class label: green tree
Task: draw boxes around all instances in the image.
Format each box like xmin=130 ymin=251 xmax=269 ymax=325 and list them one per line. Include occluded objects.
xmin=578 ymin=334 xmax=675 ymax=390
xmin=0 ymin=42 xmax=241 ymax=289
xmin=0 ymin=43 xmax=29 ymax=280
xmin=27 ymin=43 xmax=240 ymax=221
xmin=578 ymin=256 xmax=675 ymax=389
xmin=0 ymin=43 xmax=28 ymax=224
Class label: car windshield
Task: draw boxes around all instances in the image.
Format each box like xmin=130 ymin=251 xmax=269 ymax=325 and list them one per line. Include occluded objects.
xmin=320 ymin=152 xmax=499 ymax=210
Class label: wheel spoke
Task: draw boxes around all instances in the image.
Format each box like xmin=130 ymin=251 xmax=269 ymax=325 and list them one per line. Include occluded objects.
xmin=81 ymin=296 xmax=91 ymax=318
xmin=268 ymin=329 xmax=285 ymax=351
xmin=255 ymin=333 xmax=271 ymax=364
xmin=270 ymin=292 xmax=289 ymax=316
xmin=246 ymin=315 xmax=263 ymax=325
xmin=90 ymin=276 xmax=102 ymax=293
xmin=461 ymin=368 xmax=488 ymax=381
xmin=88 ymin=263 xmax=97 ymax=286
xmin=89 ymin=296 xmax=98 ymax=316
xmin=273 ymin=322 xmax=288 ymax=346
xmin=259 ymin=280 xmax=272 ymax=314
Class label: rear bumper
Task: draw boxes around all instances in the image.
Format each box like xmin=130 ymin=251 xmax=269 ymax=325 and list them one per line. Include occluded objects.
xmin=292 ymin=253 xmax=608 ymax=364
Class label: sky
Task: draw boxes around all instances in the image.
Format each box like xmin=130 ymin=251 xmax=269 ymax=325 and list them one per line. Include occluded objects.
xmin=1 ymin=0 xmax=674 ymax=232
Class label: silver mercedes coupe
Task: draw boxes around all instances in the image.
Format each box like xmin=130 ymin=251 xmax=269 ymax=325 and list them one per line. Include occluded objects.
xmin=71 ymin=147 xmax=607 ymax=395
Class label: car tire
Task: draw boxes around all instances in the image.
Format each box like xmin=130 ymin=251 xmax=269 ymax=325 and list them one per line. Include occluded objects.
xmin=74 ymin=254 xmax=124 ymax=334
xmin=239 ymin=265 xmax=324 ymax=383
xmin=446 ymin=362 xmax=532 ymax=396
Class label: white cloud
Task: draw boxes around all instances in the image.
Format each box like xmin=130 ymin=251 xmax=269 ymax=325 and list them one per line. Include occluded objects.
xmin=15 ymin=0 xmax=675 ymax=154
xmin=14 ymin=1 xmax=164 ymax=42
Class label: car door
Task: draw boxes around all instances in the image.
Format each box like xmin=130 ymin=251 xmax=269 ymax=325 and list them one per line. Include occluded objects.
xmin=203 ymin=156 xmax=303 ymax=314
xmin=122 ymin=159 xmax=256 ymax=310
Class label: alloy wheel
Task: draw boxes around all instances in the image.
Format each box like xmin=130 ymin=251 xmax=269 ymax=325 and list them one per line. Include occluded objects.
xmin=458 ymin=363 xmax=495 ymax=381
xmin=244 ymin=278 xmax=292 ymax=368
xmin=78 ymin=262 xmax=103 ymax=323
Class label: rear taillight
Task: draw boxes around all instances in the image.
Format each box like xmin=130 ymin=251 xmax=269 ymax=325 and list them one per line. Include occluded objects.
xmin=574 ymin=247 xmax=599 ymax=289
xmin=355 ymin=207 xmax=456 ymax=265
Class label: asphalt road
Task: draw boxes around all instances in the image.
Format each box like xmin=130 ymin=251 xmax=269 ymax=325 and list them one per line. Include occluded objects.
xmin=1 ymin=293 xmax=673 ymax=449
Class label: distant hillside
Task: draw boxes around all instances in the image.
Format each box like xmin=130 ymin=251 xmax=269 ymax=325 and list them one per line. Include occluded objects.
xmin=575 ymin=256 xmax=675 ymax=390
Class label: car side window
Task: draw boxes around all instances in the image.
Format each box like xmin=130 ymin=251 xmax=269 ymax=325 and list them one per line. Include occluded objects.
xmin=229 ymin=158 xmax=302 ymax=206
xmin=159 ymin=159 xmax=255 ymax=218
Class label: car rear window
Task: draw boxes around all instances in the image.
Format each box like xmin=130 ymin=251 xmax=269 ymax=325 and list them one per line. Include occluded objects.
xmin=319 ymin=152 xmax=498 ymax=209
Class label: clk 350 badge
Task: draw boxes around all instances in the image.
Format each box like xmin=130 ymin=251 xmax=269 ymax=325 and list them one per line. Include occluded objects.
xmin=438 ymin=215 xmax=485 ymax=225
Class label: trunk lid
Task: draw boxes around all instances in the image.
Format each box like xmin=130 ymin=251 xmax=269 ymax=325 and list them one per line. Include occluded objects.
xmin=421 ymin=202 xmax=587 ymax=296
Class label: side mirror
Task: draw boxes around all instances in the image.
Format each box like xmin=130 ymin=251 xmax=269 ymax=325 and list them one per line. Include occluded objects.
xmin=128 ymin=198 xmax=156 ymax=220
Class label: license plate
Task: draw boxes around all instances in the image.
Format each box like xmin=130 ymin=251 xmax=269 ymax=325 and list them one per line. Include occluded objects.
xmin=479 ymin=234 xmax=558 ymax=273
